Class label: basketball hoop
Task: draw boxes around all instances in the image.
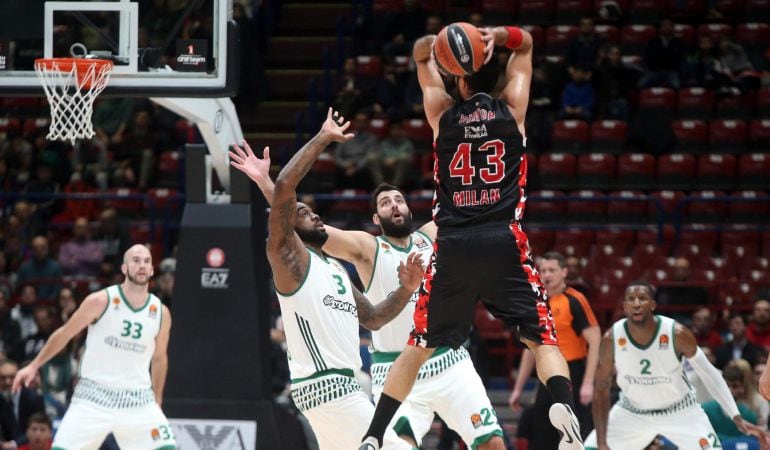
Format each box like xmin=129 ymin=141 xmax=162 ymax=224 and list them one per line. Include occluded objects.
xmin=34 ymin=58 xmax=113 ymax=144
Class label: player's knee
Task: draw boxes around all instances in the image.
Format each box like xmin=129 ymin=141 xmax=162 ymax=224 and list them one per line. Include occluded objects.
xmin=477 ymin=435 xmax=505 ymax=450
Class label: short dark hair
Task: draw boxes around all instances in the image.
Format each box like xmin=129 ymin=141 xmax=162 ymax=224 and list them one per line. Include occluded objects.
xmin=27 ymin=412 xmax=51 ymax=430
xmin=463 ymin=60 xmax=500 ymax=96
xmin=541 ymin=251 xmax=566 ymax=268
xmin=728 ymin=312 xmax=746 ymax=323
xmin=626 ymin=280 xmax=656 ymax=296
xmin=371 ymin=183 xmax=406 ymax=212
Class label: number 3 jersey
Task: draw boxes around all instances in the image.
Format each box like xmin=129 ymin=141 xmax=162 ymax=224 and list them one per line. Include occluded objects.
xmin=79 ymin=285 xmax=163 ymax=390
xmin=612 ymin=315 xmax=695 ymax=413
xmin=434 ymin=93 xmax=527 ymax=227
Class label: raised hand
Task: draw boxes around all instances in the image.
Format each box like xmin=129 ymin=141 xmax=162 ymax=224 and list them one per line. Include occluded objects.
xmin=12 ymin=364 xmax=36 ymax=393
xmin=229 ymin=140 xmax=271 ymax=185
xmin=398 ymin=252 xmax=425 ymax=292
xmin=320 ymin=107 xmax=355 ymax=144
xmin=479 ymin=27 xmax=495 ymax=65
xmin=734 ymin=416 xmax=770 ymax=449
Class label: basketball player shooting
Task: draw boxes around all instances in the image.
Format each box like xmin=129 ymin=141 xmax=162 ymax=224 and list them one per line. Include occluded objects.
xmin=360 ymin=24 xmax=584 ymax=450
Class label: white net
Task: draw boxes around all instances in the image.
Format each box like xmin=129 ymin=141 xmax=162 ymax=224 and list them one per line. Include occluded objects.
xmin=34 ymin=58 xmax=113 ymax=145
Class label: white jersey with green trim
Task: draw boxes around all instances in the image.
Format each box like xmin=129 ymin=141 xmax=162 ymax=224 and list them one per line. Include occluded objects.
xmin=365 ymin=231 xmax=433 ymax=352
xmin=79 ymin=285 xmax=163 ymax=390
xmin=278 ymin=249 xmax=362 ymax=382
xmin=613 ymin=315 xmax=694 ymax=411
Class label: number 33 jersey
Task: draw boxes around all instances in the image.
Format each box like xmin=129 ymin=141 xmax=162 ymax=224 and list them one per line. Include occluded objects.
xmin=434 ymin=93 xmax=527 ymax=227
xmin=79 ymin=285 xmax=163 ymax=390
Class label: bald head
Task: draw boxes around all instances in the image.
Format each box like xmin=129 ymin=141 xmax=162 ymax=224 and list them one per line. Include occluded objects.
xmin=123 ymin=244 xmax=152 ymax=264
xmin=122 ymin=244 xmax=154 ymax=286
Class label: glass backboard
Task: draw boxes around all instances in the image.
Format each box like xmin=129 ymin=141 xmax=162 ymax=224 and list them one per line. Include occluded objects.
xmin=0 ymin=0 xmax=237 ymax=97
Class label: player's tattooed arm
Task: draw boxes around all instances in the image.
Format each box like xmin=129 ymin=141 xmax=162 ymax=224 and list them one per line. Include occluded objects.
xmin=592 ymin=329 xmax=616 ymax=450
xmin=353 ymin=252 xmax=425 ymax=330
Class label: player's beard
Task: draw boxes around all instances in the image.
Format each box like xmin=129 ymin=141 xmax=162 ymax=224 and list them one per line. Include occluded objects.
xmin=378 ymin=211 xmax=413 ymax=238
xmin=296 ymin=228 xmax=329 ymax=247
xmin=126 ymin=272 xmax=150 ymax=286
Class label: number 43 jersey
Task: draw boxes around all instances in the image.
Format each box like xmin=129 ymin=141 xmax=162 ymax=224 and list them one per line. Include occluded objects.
xmin=434 ymin=93 xmax=527 ymax=227
xmin=79 ymin=285 xmax=163 ymax=390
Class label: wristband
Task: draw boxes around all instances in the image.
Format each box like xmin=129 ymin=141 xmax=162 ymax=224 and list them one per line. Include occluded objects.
xmin=504 ymin=26 xmax=524 ymax=50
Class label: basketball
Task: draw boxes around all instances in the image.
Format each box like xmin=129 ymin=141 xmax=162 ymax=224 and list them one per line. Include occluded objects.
xmin=433 ymin=22 xmax=486 ymax=77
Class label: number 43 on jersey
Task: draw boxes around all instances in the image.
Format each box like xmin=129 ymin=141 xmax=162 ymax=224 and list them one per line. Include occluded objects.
xmin=448 ymin=140 xmax=505 ymax=207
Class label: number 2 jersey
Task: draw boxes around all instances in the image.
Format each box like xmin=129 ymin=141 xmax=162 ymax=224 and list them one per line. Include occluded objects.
xmin=434 ymin=93 xmax=527 ymax=228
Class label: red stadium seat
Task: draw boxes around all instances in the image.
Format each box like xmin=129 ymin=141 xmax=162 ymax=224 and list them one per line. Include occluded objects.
xmin=402 ymin=118 xmax=433 ymax=144
xmin=709 ymin=119 xmax=747 ymax=153
xmin=620 ymin=24 xmax=658 ymax=54
xmin=677 ymin=87 xmax=714 ymax=120
xmin=715 ymin=94 xmax=751 ymax=120
xmin=518 ymin=0 xmax=555 ymax=23
xmin=577 ymin=153 xmax=616 ymax=189
xmin=629 ymin=0 xmax=669 ymax=22
xmin=739 ymin=153 xmax=770 ymax=189
xmin=555 ymin=0 xmax=592 ymax=21
xmin=590 ymin=120 xmax=628 ymax=152
xmin=538 ymin=153 xmax=576 ymax=189
xmin=657 ymin=153 xmax=696 ymax=190
xmin=757 ymin=88 xmax=770 ymax=116
xmin=697 ymin=23 xmax=734 ymax=41
xmin=147 ymin=188 xmax=181 ymax=216
xmin=735 ymin=22 xmax=770 ymax=48
xmin=607 ymin=190 xmax=648 ymax=223
xmin=419 ymin=0 xmax=445 ymax=13
xmin=527 ymin=190 xmax=567 ymax=223
xmin=729 ymin=190 xmax=770 ymax=223
xmin=566 ymin=190 xmax=607 ymax=222
xmin=674 ymin=23 xmax=697 ymax=47
xmin=104 ymin=188 xmax=144 ymax=215
xmin=670 ymin=0 xmax=707 ymax=16
xmin=157 ymin=151 xmax=182 ymax=188
xmin=745 ymin=0 xmax=770 ymax=20
xmin=713 ymin=0 xmax=746 ymax=17
xmin=22 ymin=117 xmax=50 ymax=138
xmin=637 ymin=224 xmax=676 ymax=248
xmin=594 ymin=25 xmax=620 ymax=44
xmin=367 ymin=118 xmax=390 ymax=139
xmin=749 ymin=120 xmax=770 ymax=149
xmin=686 ymin=190 xmax=729 ymax=223
xmin=373 ymin=0 xmax=404 ymax=12
xmin=697 ymin=153 xmax=736 ymax=190
xmin=764 ymin=230 xmax=770 ymax=257
xmin=522 ymin=25 xmax=545 ymax=48
xmin=672 ymin=120 xmax=708 ymax=153
xmin=638 ymin=87 xmax=677 ymax=113
xmin=719 ymin=282 xmax=756 ymax=307
xmin=551 ymin=120 xmax=589 ymax=153
xmin=0 ymin=118 xmax=21 ymax=135
xmin=595 ymin=228 xmax=636 ymax=255
xmin=553 ymin=228 xmax=596 ymax=257
xmin=678 ymin=225 xmax=719 ymax=258
xmin=525 ymin=227 xmax=555 ymax=256
xmin=649 ymin=190 xmax=686 ymax=221
xmin=617 ymin=153 xmax=655 ymax=190
xmin=328 ymin=189 xmax=369 ymax=215
xmin=721 ymin=225 xmax=761 ymax=258
xmin=481 ymin=0 xmax=516 ymax=12
xmin=355 ymin=55 xmax=382 ymax=77
xmin=474 ymin=303 xmax=519 ymax=386
xmin=544 ymin=25 xmax=580 ymax=54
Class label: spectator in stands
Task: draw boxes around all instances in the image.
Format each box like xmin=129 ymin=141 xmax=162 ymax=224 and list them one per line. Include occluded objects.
xmin=93 ymin=208 xmax=131 ymax=278
xmin=333 ymin=58 xmax=373 ymax=119
xmin=24 ymin=162 xmax=60 ymax=223
xmin=567 ymin=17 xmax=604 ymax=73
xmin=639 ymin=18 xmax=685 ymax=89
xmin=152 ymin=258 xmax=176 ymax=307
xmin=372 ymin=62 xmax=408 ymax=119
xmin=334 ymin=112 xmax=378 ymax=190
xmin=13 ymin=305 xmax=55 ymax=364
xmin=682 ymin=34 xmax=723 ymax=89
xmin=691 ymin=306 xmax=724 ymax=349
xmin=655 ymin=257 xmax=709 ymax=308
xmin=380 ymin=2 xmax=432 ymax=60
xmin=718 ymin=38 xmax=761 ymax=94
xmin=369 ymin=121 xmax=415 ymax=188
xmin=0 ymin=359 xmax=45 ymax=446
xmin=58 ymin=217 xmax=104 ymax=278
xmin=0 ymin=291 xmax=21 ymax=360
xmin=716 ymin=313 xmax=764 ymax=370
xmin=558 ymin=65 xmax=595 ymax=121
xmin=11 ymin=285 xmax=39 ymax=341
xmin=747 ymin=297 xmax=770 ymax=352
xmin=92 ymin=99 xmax=134 ymax=150
xmin=523 ymin=62 xmax=558 ymax=152
xmin=56 ymin=288 xmax=77 ymax=324
xmin=595 ymin=44 xmax=640 ymax=120
xmin=17 ymin=412 xmax=52 ymax=450
xmin=704 ymin=360 xmax=766 ymax=445
xmin=113 ymin=108 xmax=158 ymax=190
xmin=16 ymin=237 xmax=61 ymax=302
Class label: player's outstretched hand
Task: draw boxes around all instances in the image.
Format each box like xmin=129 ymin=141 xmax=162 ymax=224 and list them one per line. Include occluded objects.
xmin=479 ymin=27 xmax=495 ymax=65
xmin=11 ymin=365 xmax=37 ymax=393
xmin=508 ymin=388 xmax=522 ymax=411
xmin=734 ymin=416 xmax=770 ymax=449
xmin=398 ymin=252 xmax=425 ymax=292
xmin=320 ymin=107 xmax=355 ymax=144
xmin=229 ymin=140 xmax=270 ymax=185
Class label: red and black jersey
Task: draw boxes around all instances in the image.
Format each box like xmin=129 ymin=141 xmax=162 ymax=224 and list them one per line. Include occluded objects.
xmin=433 ymin=93 xmax=527 ymax=228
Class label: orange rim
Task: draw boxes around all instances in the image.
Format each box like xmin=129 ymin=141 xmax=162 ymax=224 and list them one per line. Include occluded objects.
xmin=35 ymin=58 xmax=113 ymax=89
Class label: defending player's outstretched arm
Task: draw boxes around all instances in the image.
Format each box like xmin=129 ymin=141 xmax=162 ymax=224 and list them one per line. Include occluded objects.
xmin=12 ymin=290 xmax=109 ymax=392
xmin=266 ymin=108 xmax=354 ymax=294
xmin=151 ymin=304 xmax=172 ymax=407
xmin=591 ymin=329 xmax=615 ymax=450
xmin=675 ymin=323 xmax=770 ymax=447
xmin=352 ymin=252 xmax=425 ymax=331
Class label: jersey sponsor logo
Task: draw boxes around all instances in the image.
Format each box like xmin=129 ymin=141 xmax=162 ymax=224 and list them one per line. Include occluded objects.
xmin=470 ymin=413 xmax=482 ymax=429
xmin=458 ymin=108 xmax=496 ymax=124
xmin=112 ymin=297 xmax=120 ymax=309
xmin=464 ymin=124 xmax=488 ymax=139
xmin=149 ymin=304 xmax=158 ymax=319
xmin=322 ymin=295 xmax=357 ymax=317
xmin=452 ymin=188 xmax=500 ymax=207
xmin=206 ymin=248 xmax=226 ymax=268
xmin=618 ymin=337 xmax=627 ymax=347
xmin=659 ymin=334 xmax=670 ymax=349
xmin=202 ymin=248 xmax=230 ymax=289
xmin=414 ymin=237 xmax=429 ymax=250
xmin=622 ymin=374 xmax=672 ymax=386
xmin=699 ymin=437 xmax=710 ymax=449
xmin=151 ymin=428 xmax=161 ymax=441
xmin=104 ymin=335 xmax=147 ymax=353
